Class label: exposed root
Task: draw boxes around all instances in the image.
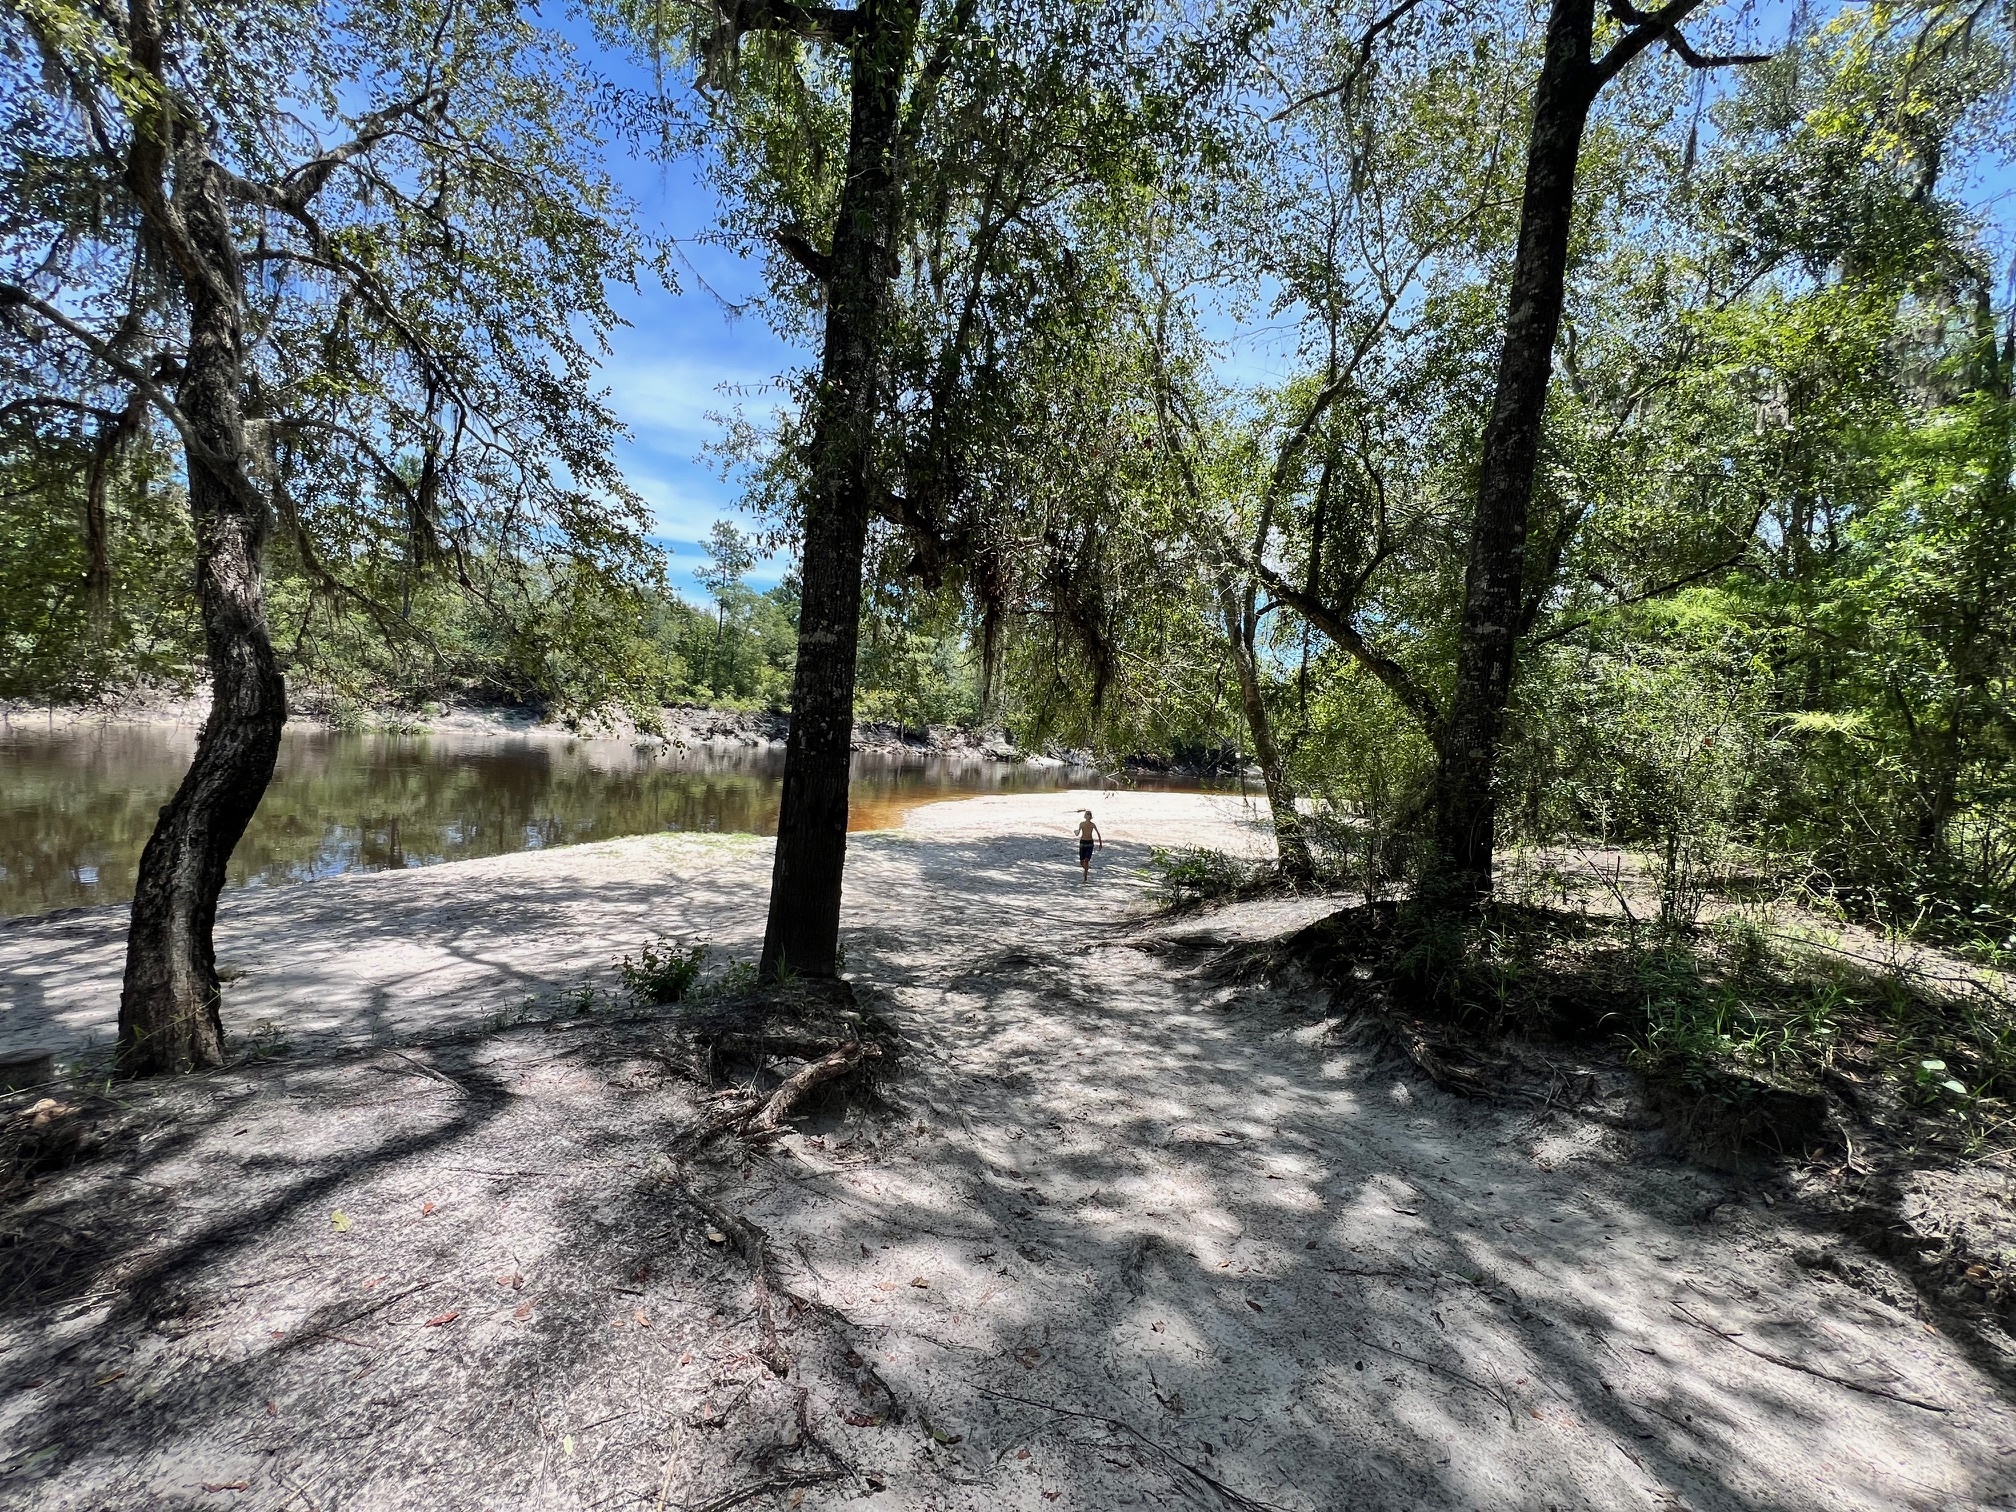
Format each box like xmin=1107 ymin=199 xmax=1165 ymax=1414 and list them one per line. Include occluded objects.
xmin=675 ymin=1040 xmax=882 ymax=1154
xmin=684 ymin=1186 xmax=793 ymax=1378
xmin=1388 ymin=1016 xmax=1500 ymax=1098
xmin=747 ymin=1042 xmax=876 ymax=1135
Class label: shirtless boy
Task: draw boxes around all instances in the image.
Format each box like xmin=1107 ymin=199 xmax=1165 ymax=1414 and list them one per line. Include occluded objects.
xmin=1075 ymin=810 xmax=1102 ymax=880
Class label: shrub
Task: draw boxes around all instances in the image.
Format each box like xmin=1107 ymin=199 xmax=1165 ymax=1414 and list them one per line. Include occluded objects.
xmin=617 ymin=937 xmax=709 ymax=1005
xmin=1150 ymin=846 xmax=1255 ymax=901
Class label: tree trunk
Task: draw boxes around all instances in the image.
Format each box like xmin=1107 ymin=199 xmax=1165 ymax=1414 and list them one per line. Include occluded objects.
xmin=1427 ymin=0 xmax=1599 ymax=906
xmin=759 ymin=0 xmax=920 ymax=981
xmin=117 ymin=145 xmax=286 ymax=1076
xmin=1221 ymin=585 xmax=1315 ymax=882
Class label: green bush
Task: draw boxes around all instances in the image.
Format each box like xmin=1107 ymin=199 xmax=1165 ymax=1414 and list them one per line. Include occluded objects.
xmin=1150 ymin=846 xmax=1256 ymax=901
xmin=617 ymin=937 xmax=710 ymax=1005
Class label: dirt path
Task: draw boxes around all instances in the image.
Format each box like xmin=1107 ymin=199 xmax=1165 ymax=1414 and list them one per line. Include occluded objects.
xmin=0 ymin=793 xmax=2011 ymax=1510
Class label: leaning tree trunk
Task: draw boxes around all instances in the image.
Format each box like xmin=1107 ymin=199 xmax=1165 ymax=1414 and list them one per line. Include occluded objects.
xmin=117 ymin=147 xmax=286 ymax=1076
xmin=759 ymin=0 xmax=921 ymax=981
xmin=1221 ymin=586 xmax=1316 ymax=883
xmin=1427 ymin=0 xmax=1599 ymax=907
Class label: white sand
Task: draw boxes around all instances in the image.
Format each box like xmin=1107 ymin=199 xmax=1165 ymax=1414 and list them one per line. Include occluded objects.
xmin=0 ymin=792 xmax=2010 ymax=1510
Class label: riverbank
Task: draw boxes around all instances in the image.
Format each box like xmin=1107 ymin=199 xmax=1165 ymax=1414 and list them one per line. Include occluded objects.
xmin=0 ymin=691 xmax=1113 ymax=768
xmin=0 ymin=791 xmax=2011 ymax=1510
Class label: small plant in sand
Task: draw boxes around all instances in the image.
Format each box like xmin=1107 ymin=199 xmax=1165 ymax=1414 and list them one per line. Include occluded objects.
xmin=618 ymin=937 xmax=710 ymax=1005
xmin=1150 ymin=846 xmax=1255 ymax=901
xmin=709 ymin=958 xmax=760 ymax=997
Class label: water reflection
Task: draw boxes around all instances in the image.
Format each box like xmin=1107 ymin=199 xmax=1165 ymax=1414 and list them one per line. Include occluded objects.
xmin=0 ymin=720 xmax=1136 ymax=918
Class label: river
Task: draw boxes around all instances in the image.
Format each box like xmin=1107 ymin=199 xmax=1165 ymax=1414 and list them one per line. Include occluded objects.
xmin=0 ymin=718 xmax=1156 ymax=919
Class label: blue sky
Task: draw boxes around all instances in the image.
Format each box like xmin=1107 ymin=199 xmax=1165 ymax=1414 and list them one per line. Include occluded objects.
xmin=580 ymin=114 xmax=799 ymax=593
xmin=553 ymin=18 xmax=805 ymax=600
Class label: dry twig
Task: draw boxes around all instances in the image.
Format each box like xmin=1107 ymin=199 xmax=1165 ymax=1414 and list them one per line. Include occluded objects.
xmin=969 ymin=1383 xmax=1293 ymax=1512
xmin=1670 ymin=1303 xmax=1948 ymax=1412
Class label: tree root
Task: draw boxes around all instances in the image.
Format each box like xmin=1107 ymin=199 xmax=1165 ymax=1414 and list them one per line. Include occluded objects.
xmin=677 ymin=1040 xmax=880 ymax=1154
xmin=1389 ymin=1017 xmax=1498 ymax=1098
xmin=685 ymin=1188 xmax=794 ymax=1378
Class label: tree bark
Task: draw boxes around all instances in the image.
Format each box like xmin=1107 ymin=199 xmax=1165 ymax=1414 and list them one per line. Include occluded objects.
xmin=760 ymin=0 xmax=920 ymax=981
xmin=1221 ymin=584 xmax=1316 ymax=882
xmin=116 ymin=133 xmax=286 ymax=1076
xmin=1426 ymin=0 xmax=1601 ymax=906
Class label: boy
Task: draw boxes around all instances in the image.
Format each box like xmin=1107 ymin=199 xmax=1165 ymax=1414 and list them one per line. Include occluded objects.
xmin=1075 ymin=810 xmax=1102 ymax=880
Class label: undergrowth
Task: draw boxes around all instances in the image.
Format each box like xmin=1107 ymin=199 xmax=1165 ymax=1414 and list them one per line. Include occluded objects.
xmin=1281 ymin=898 xmax=2016 ymax=1154
xmin=614 ymin=936 xmax=769 ymax=1008
xmin=617 ymin=938 xmax=710 ymax=1005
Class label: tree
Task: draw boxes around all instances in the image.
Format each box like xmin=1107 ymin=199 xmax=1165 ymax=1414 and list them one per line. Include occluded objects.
xmin=1422 ymin=0 xmax=1766 ymax=903
xmin=2 ymin=0 xmax=656 ymax=1072
xmin=620 ymin=0 xmax=1201 ymax=975
xmin=696 ymin=519 xmax=758 ymax=687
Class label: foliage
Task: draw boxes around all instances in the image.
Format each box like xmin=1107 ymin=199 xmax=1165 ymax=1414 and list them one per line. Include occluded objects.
xmin=617 ymin=936 xmax=711 ymax=1005
xmin=1149 ymin=846 xmax=1261 ymax=902
xmin=0 ymin=0 xmax=670 ymax=719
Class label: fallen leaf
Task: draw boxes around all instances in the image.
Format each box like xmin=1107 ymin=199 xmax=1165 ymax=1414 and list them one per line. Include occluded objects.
xmin=1015 ymin=1346 xmax=1042 ymax=1369
xmin=513 ymin=1302 xmax=533 ymax=1320
xmin=1044 ymin=1493 xmax=1061 ymax=1502
xmin=562 ymin=1434 xmax=575 ymax=1457
xmin=423 ymin=1310 xmax=459 ymax=1328
xmin=680 ymin=1352 xmax=692 ymax=1365
xmin=706 ymin=1229 xmax=728 ymax=1244
xmin=909 ymin=1276 xmax=930 ymax=1289
xmin=1246 ymin=1300 xmax=1264 ymax=1313
xmin=330 ymin=1211 xmax=351 ymax=1233
xmin=635 ymin=1309 xmax=651 ymax=1328
xmin=791 ymin=1494 xmax=805 ymax=1509
xmin=201 ymin=1482 xmax=250 ymax=1493
xmin=420 ymin=1202 xmax=435 ymax=1217
xmin=264 ymin=1402 xmax=277 ymax=1417
xmin=497 ymin=1272 xmax=523 ymax=1289
xmin=1016 ymin=1449 xmax=1032 ymax=1460
xmin=94 ymin=1369 xmax=126 ymax=1386
xmin=363 ymin=1276 xmax=383 ymax=1290
xmin=844 ymin=1412 xmax=881 ymax=1427
xmin=269 ymin=1330 xmax=285 ymax=1340
xmin=1150 ymin=1321 xmax=1165 ymax=1333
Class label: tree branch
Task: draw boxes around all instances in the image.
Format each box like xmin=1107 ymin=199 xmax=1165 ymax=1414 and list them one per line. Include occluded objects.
xmin=1252 ymin=557 xmax=1445 ymax=737
xmin=1595 ymin=0 xmax=1770 ymax=84
xmin=268 ymin=88 xmax=446 ymax=213
xmin=1271 ymin=0 xmax=1430 ymax=122
xmin=0 ymin=283 xmax=200 ymax=451
xmin=771 ymin=227 xmax=833 ymax=282
xmin=1525 ymin=545 xmax=1750 ymax=647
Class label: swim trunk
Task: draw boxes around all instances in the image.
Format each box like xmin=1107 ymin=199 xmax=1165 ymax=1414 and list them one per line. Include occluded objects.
xmin=1079 ymin=841 xmax=1095 ymax=863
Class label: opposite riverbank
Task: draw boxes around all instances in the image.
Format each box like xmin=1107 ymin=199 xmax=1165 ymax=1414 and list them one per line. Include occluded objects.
xmin=0 ymin=690 xmax=1243 ymax=774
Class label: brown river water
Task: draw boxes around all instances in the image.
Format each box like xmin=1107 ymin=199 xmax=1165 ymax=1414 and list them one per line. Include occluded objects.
xmin=0 ymin=719 xmax=1176 ymax=919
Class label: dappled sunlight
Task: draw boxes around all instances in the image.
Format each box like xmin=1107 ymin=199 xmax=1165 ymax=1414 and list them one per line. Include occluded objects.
xmin=0 ymin=794 xmax=2009 ymax=1508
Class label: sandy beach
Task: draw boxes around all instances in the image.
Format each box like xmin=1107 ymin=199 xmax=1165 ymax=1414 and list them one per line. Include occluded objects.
xmin=0 ymin=791 xmax=2009 ymax=1511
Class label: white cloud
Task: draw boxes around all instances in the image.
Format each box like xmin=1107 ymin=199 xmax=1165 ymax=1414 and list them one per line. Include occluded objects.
xmin=603 ymin=353 xmax=789 ymax=445
xmin=624 ymin=464 xmax=738 ymax=540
